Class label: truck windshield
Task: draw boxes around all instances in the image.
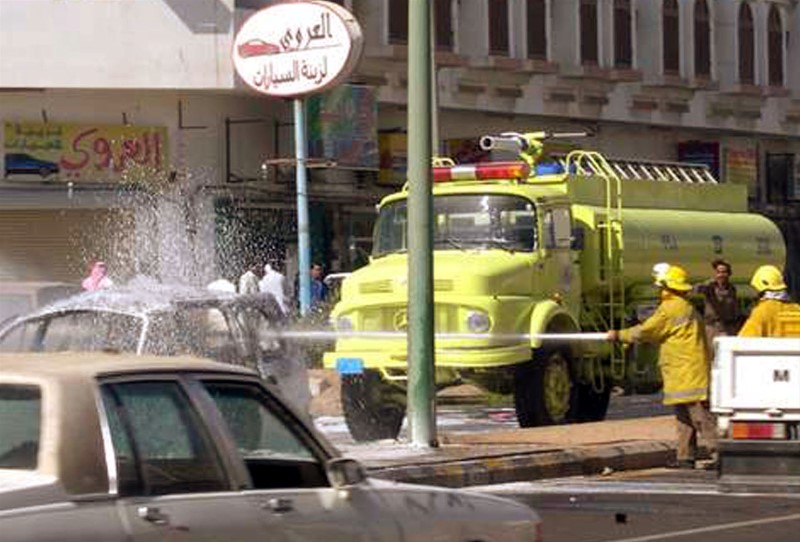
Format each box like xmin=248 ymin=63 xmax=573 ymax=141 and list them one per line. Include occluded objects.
xmin=373 ymin=194 xmax=537 ymax=257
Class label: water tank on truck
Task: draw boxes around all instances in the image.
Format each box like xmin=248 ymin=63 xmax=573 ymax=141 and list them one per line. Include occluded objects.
xmin=323 ymin=130 xmax=785 ymax=442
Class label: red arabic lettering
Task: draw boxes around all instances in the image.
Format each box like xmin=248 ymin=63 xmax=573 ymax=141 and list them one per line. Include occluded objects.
xmin=59 ymin=128 xmax=97 ymax=170
xmin=58 ymin=128 xmax=164 ymax=176
xmin=93 ymin=137 xmax=113 ymax=170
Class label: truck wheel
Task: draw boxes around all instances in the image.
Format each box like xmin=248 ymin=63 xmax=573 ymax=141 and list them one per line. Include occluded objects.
xmin=576 ymin=384 xmax=611 ymax=422
xmin=341 ymin=370 xmax=405 ymax=441
xmin=514 ymin=347 xmax=578 ymax=426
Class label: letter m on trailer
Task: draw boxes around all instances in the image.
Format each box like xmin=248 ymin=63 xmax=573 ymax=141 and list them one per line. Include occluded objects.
xmin=774 ymin=369 xmax=791 ymax=382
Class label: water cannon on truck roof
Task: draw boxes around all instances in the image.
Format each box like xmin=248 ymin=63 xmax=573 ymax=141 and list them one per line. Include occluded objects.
xmin=478 ymin=131 xmax=591 ymax=167
xmin=323 ymin=129 xmax=786 ymax=442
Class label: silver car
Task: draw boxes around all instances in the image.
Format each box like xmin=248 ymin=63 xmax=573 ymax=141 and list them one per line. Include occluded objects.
xmin=0 ymin=284 xmax=312 ymax=410
xmin=0 ymin=353 xmax=542 ymax=541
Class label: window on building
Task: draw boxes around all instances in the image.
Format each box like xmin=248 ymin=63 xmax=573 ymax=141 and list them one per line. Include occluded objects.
xmin=389 ymin=0 xmax=409 ymax=45
xmin=580 ymin=0 xmax=598 ymax=65
xmin=663 ymin=0 xmax=680 ymax=75
xmin=738 ymin=2 xmax=755 ymax=84
xmin=489 ymin=0 xmax=510 ymax=55
xmin=527 ymin=0 xmax=547 ymax=60
xmin=614 ymin=0 xmax=632 ymax=68
xmin=694 ymin=0 xmax=711 ymax=78
xmin=766 ymin=154 xmax=794 ymax=204
xmin=434 ymin=0 xmax=453 ymax=51
xmin=768 ymin=6 xmax=784 ymax=87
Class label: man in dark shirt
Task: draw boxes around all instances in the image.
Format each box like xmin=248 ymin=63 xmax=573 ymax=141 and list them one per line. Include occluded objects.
xmin=695 ymin=259 xmax=741 ymax=352
xmin=310 ymin=263 xmax=329 ymax=307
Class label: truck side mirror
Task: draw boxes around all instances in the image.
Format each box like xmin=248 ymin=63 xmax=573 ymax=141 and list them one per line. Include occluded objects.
xmin=571 ymin=227 xmax=584 ymax=250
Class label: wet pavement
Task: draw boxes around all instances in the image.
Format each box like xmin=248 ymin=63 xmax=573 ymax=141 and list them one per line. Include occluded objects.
xmin=312 ymin=392 xmax=681 ymax=488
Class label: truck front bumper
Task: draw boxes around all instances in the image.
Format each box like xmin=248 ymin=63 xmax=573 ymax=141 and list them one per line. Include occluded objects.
xmin=323 ymin=342 xmax=531 ymax=373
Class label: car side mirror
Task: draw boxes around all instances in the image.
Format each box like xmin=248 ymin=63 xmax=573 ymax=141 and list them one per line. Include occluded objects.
xmin=326 ymin=457 xmax=367 ymax=488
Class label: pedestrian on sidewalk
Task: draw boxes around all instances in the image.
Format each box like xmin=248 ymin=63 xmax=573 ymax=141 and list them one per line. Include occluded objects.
xmin=259 ymin=261 xmax=289 ymax=315
xmin=309 ymin=262 xmax=329 ymax=308
xmin=81 ymin=261 xmax=114 ymax=291
xmin=238 ymin=262 xmax=264 ymax=295
xmin=695 ymin=258 xmax=741 ymax=352
xmin=607 ymin=263 xmax=717 ymax=470
xmin=738 ymin=265 xmax=800 ymax=337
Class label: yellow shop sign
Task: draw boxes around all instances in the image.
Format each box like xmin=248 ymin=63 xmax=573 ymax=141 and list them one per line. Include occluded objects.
xmin=2 ymin=122 xmax=168 ymax=183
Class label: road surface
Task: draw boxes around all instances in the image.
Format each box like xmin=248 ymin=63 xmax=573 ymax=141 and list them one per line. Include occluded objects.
xmin=475 ymin=469 xmax=800 ymax=542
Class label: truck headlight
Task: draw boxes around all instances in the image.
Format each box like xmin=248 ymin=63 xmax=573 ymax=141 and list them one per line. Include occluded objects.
xmin=336 ymin=316 xmax=354 ymax=332
xmin=466 ymin=311 xmax=490 ymax=333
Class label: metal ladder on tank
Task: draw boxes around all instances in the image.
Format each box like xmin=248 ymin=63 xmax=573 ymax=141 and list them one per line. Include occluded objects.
xmin=597 ymin=157 xmax=717 ymax=184
xmin=564 ymin=150 xmax=627 ymax=384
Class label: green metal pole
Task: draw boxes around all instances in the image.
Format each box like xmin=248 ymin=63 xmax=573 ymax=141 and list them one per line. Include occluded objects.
xmin=430 ymin=1 xmax=439 ymax=158
xmin=407 ymin=0 xmax=437 ymax=447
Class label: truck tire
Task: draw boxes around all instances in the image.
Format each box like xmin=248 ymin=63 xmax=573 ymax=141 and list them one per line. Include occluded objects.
xmin=341 ymin=370 xmax=405 ymax=441
xmin=576 ymin=384 xmax=611 ymax=422
xmin=514 ymin=347 xmax=578 ymax=426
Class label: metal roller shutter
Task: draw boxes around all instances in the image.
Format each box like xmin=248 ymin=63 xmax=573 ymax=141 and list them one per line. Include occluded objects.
xmin=0 ymin=209 xmax=133 ymax=282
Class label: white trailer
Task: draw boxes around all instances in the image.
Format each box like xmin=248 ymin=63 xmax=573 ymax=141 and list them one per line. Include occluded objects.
xmin=712 ymin=336 xmax=800 ymax=493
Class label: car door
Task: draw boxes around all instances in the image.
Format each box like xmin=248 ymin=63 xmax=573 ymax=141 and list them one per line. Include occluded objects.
xmin=0 ymin=383 xmax=127 ymax=542
xmin=197 ymin=378 xmax=401 ymax=542
xmin=98 ymin=377 xmax=279 ymax=542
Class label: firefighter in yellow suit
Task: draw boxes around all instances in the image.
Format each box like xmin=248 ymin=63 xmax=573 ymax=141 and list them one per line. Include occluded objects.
xmin=608 ymin=264 xmax=717 ymax=470
xmin=739 ymin=265 xmax=800 ymax=338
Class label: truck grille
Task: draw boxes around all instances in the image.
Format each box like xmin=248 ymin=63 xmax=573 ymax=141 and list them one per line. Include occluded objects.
xmin=358 ymin=279 xmax=453 ymax=294
xmin=359 ymin=305 xmax=459 ymax=332
xmin=360 ymin=280 xmax=392 ymax=294
xmin=434 ymin=279 xmax=453 ymax=291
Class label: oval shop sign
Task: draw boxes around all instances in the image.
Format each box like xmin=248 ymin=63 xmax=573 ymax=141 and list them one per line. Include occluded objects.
xmin=233 ymin=1 xmax=364 ymax=98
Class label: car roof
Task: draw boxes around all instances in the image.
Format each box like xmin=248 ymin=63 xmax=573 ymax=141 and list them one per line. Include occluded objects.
xmin=0 ymin=281 xmax=79 ymax=294
xmin=0 ymin=352 xmax=258 ymax=381
xmin=24 ymin=282 xmax=239 ymax=319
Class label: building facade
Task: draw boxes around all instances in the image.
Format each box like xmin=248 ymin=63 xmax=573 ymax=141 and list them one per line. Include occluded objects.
xmin=1 ymin=0 xmax=799 ymax=291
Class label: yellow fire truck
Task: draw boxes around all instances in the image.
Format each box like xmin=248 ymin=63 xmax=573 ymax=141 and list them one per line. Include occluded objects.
xmin=323 ymin=131 xmax=785 ymax=441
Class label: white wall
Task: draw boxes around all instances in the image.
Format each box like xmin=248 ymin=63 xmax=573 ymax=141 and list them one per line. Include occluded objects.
xmin=0 ymin=0 xmax=237 ymax=88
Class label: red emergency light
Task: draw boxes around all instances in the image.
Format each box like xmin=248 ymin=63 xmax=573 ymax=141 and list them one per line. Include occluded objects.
xmin=432 ymin=161 xmax=531 ymax=183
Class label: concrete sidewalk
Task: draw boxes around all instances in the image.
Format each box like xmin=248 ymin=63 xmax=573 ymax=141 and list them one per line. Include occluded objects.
xmin=342 ymin=416 xmax=681 ymax=488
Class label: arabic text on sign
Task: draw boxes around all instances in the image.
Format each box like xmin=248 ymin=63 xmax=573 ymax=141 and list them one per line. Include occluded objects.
xmin=253 ymin=57 xmax=330 ymax=91
xmin=60 ymin=128 xmax=164 ymax=173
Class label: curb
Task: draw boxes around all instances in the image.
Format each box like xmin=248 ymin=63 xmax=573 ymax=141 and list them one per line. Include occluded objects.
xmin=365 ymin=440 xmax=675 ymax=488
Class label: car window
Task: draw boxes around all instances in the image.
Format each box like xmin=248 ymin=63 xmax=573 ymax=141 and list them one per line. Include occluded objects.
xmin=40 ymin=312 xmax=142 ymax=353
xmin=232 ymin=306 xmax=283 ymax=363
xmin=0 ymin=320 xmax=42 ymax=352
xmin=145 ymin=308 xmax=240 ymax=363
xmin=0 ymin=385 xmax=41 ymax=469
xmin=101 ymin=380 xmax=228 ymax=496
xmin=0 ymin=294 xmax=33 ymax=327
xmin=202 ymin=381 xmax=327 ymax=489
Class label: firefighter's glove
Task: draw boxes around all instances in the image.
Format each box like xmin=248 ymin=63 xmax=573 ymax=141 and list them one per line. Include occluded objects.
xmin=607 ymin=330 xmax=620 ymax=342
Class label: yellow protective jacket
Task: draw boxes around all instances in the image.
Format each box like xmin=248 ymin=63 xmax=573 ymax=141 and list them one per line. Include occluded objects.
xmin=738 ymin=298 xmax=800 ymax=338
xmin=619 ymin=292 xmax=709 ymax=405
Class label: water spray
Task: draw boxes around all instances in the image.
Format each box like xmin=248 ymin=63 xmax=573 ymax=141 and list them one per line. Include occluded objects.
xmin=257 ymin=329 xmax=609 ymax=341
